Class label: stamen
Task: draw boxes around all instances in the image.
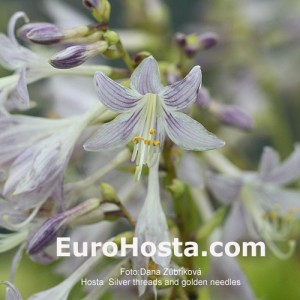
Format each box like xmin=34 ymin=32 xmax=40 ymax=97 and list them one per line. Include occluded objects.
xmin=133 ymin=136 xmax=142 ymax=144
xmin=153 ymin=140 xmax=160 ymax=147
xmin=132 ymin=93 xmax=161 ymax=180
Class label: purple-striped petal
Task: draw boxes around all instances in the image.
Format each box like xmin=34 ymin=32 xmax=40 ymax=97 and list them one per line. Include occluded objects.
xmin=257 ymin=186 xmax=300 ymax=218
xmin=1 ymin=281 xmax=23 ymax=300
xmin=160 ymin=66 xmax=201 ymax=110
xmin=84 ymin=111 xmax=141 ymax=151
xmin=130 ymin=56 xmax=163 ymax=94
xmin=10 ymin=68 xmax=29 ymax=107
xmin=164 ymin=111 xmax=225 ymax=150
xmin=264 ymin=144 xmax=300 ymax=185
xmin=222 ymin=202 xmax=248 ymax=242
xmin=258 ymin=146 xmax=279 ymax=180
xmin=94 ymin=71 xmax=142 ymax=112
xmin=207 ymin=172 xmax=242 ymax=204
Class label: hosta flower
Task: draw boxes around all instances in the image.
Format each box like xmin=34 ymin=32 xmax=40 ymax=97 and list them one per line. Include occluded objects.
xmin=133 ymin=159 xmax=170 ymax=296
xmin=0 ymin=12 xmax=46 ymax=110
xmin=84 ymin=56 xmax=224 ymax=180
xmin=0 ymin=115 xmax=73 ymax=169
xmin=3 ymin=105 xmax=104 ymax=209
xmin=207 ymin=145 xmax=300 ymax=258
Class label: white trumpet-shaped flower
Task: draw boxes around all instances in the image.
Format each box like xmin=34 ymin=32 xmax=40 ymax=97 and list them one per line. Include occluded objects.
xmin=133 ymin=158 xmax=170 ymax=296
xmin=84 ymin=56 xmax=224 ymax=180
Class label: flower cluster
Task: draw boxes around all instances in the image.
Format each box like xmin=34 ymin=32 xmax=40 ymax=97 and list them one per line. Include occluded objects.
xmin=0 ymin=1 xmax=300 ymax=300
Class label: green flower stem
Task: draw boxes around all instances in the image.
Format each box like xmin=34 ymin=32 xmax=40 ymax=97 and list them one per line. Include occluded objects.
xmin=47 ymin=64 xmax=130 ymax=79
xmin=163 ymin=143 xmax=199 ymax=299
xmin=116 ymin=40 xmax=135 ymax=72
xmin=100 ymin=182 xmax=136 ymax=227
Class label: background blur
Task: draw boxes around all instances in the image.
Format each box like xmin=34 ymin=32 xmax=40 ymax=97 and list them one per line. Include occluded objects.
xmin=1 ymin=0 xmax=300 ymax=299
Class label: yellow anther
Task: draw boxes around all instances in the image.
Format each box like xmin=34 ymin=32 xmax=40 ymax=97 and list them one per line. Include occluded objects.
xmin=150 ymin=129 xmax=156 ymax=135
xmin=133 ymin=136 xmax=142 ymax=144
xmin=153 ymin=140 xmax=160 ymax=147
xmin=144 ymin=139 xmax=151 ymax=145
xmin=269 ymin=211 xmax=278 ymax=219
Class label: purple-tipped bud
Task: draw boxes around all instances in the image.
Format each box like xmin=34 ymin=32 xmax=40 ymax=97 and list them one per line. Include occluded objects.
xmin=26 ymin=198 xmax=100 ymax=255
xmin=174 ymin=32 xmax=187 ymax=47
xmin=19 ymin=22 xmax=64 ymax=45
xmin=50 ymin=41 xmax=107 ymax=69
xmin=218 ymin=105 xmax=254 ymax=130
xmin=184 ymin=44 xmax=198 ymax=58
xmin=83 ymin=0 xmax=99 ymax=9
xmin=26 ymin=214 xmax=67 ymax=255
xmin=198 ymin=32 xmax=219 ymax=50
xmin=196 ymin=88 xmax=210 ymax=108
xmin=83 ymin=0 xmax=110 ymax=24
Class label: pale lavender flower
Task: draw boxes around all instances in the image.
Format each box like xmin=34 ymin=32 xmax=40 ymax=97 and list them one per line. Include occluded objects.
xmin=132 ymin=159 xmax=170 ymax=296
xmin=2 ymin=105 xmax=104 ymax=210
xmin=0 ymin=12 xmax=46 ymax=110
xmin=207 ymin=145 xmax=300 ymax=258
xmin=0 ymin=115 xmax=73 ymax=169
xmin=0 ymin=281 xmax=22 ymax=300
xmin=84 ymin=56 xmax=225 ymax=180
xmin=209 ymin=257 xmax=255 ymax=300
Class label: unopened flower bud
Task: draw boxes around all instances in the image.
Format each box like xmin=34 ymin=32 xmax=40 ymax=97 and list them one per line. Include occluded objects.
xmin=196 ymin=87 xmax=210 ymax=108
xmin=184 ymin=44 xmax=198 ymax=58
xmin=26 ymin=198 xmax=100 ymax=255
xmin=168 ymin=179 xmax=186 ymax=198
xmin=100 ymin=182 xmax=119 ymax=202
xmin=174 ymin=32 xmax=187 ymax=47
xmin=19 ymin=23 xmax=64 ymax=45
xmin=218 ymin=105 xmax=254 ymax=130
xmin=84 ymin=0 xmax=111 ymax=24
xmin=103 ymin=30 xmax=119 ymax=45
xmin=50 ymin=41 xmax=108 ymax=69
xmin=198 ymin=32 xmax=219 ymax=50
xmin=83 ymin=0 xmax=99 ymax=9
xmin=133 ymin=51 xmax=151 ymax=65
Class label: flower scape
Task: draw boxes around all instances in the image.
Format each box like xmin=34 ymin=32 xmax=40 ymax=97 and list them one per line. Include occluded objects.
xmin=0 ymin=0 xmax=300 ymax=299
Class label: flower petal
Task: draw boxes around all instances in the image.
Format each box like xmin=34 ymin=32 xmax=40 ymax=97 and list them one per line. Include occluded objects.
xmin=258 ymin=146 xmax=279 ymax=180
xmin=222 ymin=202 xmax=248 ymax=242
xmin=1 ymin=281 xmax=23 ymax=300
xmin=10 ymin=68 xmax=29 ymax=107
xmin=94 ymin=71 xmax=142 ymax=112
xmin=160 ymin=66 xmax=201 ymax=110
xmin=130 ymin=56 xmax=163 ymax=94
xmin=209 ymin=256 xmax=256 ymax=300
xmin=164 ymin=111 xmax=225 ymax=150
xmin=206 ymin=172 xmax=242 ymax=204
xmin=8 ymin=12 xmax=29 ymax=45
xmin=258 ymin=186 xmax=300 ymax=218
xmin=84 ymin=111 xmax=141 ymax=151
xmin=264 ymin=144 xmax=300 ymax=185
